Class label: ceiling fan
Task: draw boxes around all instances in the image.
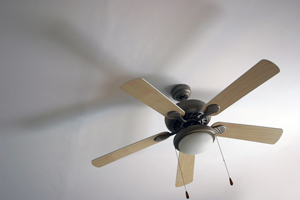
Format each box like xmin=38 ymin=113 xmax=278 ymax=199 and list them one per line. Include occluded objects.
xmin=91 ymin=59 xmax=283 ymax=188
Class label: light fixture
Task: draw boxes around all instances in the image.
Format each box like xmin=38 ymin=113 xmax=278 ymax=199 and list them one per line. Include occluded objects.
xmin=174 ymin=125 xmax=215 ymax=155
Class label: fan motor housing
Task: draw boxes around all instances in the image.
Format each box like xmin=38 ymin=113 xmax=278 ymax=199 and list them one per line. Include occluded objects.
xmin=165 ymin=99 xmax=211 ymax=133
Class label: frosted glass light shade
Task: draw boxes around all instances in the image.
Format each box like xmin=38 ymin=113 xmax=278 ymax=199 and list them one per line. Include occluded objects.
xmin=178 ymin=131 xmax=214 ymax=155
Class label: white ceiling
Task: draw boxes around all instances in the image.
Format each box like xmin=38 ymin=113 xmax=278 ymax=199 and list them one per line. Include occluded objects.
xmin=1 ymin=0 xmax=300 ymax=199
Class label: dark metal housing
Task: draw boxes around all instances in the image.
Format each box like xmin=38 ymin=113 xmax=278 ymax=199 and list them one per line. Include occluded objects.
xmin=165 ymin=99 xmax=211 ymax=133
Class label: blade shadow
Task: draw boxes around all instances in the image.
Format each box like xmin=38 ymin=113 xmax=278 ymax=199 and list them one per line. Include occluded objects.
xmin=18 ymin=1 xmax=220 ymax=127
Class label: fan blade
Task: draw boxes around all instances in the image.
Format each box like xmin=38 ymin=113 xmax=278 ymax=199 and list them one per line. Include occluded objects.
xmin=175 ymin=152 xmax=195 ymax=187
xmin=120 ymin=78 xmax=185 ymax=118
xmin=202 ymin=60 xmax=280 ymax=115
xmin=92 ymin=132 xmax=170 ymax=167
xmin=212 ymin=122 xmax=283 ymax=144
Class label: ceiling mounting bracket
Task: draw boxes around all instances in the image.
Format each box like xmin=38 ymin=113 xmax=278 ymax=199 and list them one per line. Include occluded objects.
xmin=171 ymin=84 xmax=191 ymax=102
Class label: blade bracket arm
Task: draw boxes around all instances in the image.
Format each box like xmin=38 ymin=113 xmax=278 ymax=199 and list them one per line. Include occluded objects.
xmin=167 ymin=111 xmax=187 ymax=123
xmin=212 ymin=125 xmax=226 ymax=135
xmin=200 ymin=104 xmax=220 ymax=119
xmin=154 ymin=132 xmax=177 ymax=142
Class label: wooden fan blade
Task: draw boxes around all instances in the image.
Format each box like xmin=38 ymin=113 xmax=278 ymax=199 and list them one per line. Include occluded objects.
xmin=175 ymin=152 xmax=195 ymax=187
xmin=202 ymin=60 xmax=280 ymax=115
xmin=212 ymin=122 xmax=283 ymax=144
xmin=92 ymin=132 xmax=169 ymax=168
xmin=120 ymin=78 xmax=185 ymax=118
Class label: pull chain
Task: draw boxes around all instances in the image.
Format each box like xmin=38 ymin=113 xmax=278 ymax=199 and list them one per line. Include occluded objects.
xmin=216 ymin=137 xmax=234 ymax=186
xmin=175 ymin=149 xmax=190 ymax=199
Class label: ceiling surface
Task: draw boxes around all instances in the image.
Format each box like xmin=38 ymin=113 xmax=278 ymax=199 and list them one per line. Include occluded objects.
xmin=1 ymin=0 xmax=300 ymax=200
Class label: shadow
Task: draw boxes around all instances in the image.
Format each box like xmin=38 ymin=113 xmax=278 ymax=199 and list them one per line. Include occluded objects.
xmin=19 ymin=19 xmax=135 ymax=127
xmin=18 ymin=1 xmax=220 ymax=127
